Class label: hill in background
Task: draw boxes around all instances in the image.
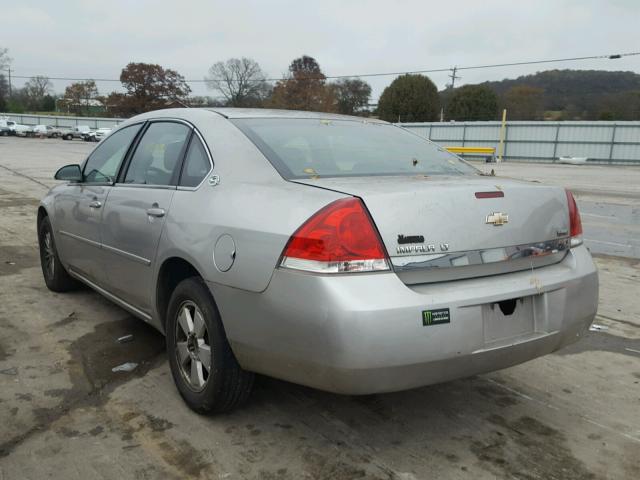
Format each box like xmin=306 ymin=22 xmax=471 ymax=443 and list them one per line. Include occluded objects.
xmin=449 ymin=69 xmax=640 ymax=120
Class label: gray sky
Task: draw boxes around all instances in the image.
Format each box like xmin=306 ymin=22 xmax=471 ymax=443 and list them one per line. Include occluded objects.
xmin=3 ymin=0 xmax=639 ymax=102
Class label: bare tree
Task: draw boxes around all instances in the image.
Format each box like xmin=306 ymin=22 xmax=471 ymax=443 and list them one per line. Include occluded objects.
xmin=0 ymin=47 xmax=10 ymax=70
xmin=205 ymin=58 xmax=270 ymax=107
xmin=0 ymin=47 xmax=11 ymax=108
xmin=23 ymin=76 xmax=53 ymax=108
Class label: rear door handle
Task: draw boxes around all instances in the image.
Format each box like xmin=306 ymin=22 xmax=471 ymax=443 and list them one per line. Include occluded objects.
xmin=89 ymin=200 xmax=102 ymax=209
xmin=146 ymin=207 xmax=166 ymax=218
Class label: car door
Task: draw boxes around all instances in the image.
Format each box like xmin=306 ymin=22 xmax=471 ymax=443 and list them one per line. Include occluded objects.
xmin=54 ymin=124 xmax=142 ymax=283
xmin=100 ymin=120 xmax=192 ymax=313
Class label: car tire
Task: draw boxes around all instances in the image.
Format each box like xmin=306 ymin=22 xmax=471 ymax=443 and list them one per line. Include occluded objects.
xmin=38 ymin=216 xmax=79 ymax=292
xmin=166 ymin=277 xmax=254 ymax=414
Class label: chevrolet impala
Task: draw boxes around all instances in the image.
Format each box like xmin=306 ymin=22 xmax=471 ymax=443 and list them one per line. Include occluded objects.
xmin=38 ymin=108 xmax=598 ymax=413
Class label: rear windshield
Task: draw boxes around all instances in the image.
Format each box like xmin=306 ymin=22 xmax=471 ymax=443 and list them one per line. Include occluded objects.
xmin=232 ymin=118 xmax=477 ymax=179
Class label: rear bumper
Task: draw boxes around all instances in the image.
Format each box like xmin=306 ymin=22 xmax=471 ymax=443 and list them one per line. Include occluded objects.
xmin=209 ymin=245 xmax=598 ymax=394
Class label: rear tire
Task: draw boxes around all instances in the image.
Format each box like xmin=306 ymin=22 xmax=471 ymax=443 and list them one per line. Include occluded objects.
xmin=38 ymin=216 xmax=78 ymax=292
xmin=166 ymin=277 xmax=254 ymax=414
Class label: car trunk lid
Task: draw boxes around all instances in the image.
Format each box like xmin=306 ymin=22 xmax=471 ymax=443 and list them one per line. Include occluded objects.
xmin=292 ymin=175 xmax=570 ymax=284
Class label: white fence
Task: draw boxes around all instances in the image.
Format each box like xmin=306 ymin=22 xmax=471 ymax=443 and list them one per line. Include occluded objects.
xmin=399 ymin=121 xmax=640 ymax=165
xmin=1 ymin=112 xmax=125 ymax=129
xmin=3 ymin=113 xmax=639 ymax=165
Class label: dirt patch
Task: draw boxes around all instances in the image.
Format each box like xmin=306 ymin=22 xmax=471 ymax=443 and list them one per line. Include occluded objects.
xmin=301 ymin=450 xmax=374 ymax=480
xmin=145 ymin=414 xmax=174 ymax=433
xmin=0 ymin=316 xmax=164 ymax=457
xmin=471 ymin=414 xmax=598 ymax=480
xmin=476 ymin=384 xmax=520 ymax=408
xmin=0 ymin=245 xmax=40 ymax=276
xmin=44 ymin=388 xmax=70 ymax=398
xmin=592 ymin=253 xmax=640 ymax=268
xmin=157 ymin=440 xmax=211 ymax=478
xmin=555 ymin=330 xmax=640 ymax=357
xmin=65 ymin=316 xmax=165 ymax=392
xmin=51 ymin=311 xmax=81 ymax=328
xmin=0 ymin=196 xmax=40 ymax=208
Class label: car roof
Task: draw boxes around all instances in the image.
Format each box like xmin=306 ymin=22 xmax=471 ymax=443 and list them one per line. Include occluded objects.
xmin=206 ymin=108 xmax=386 ymax=123
xmin=126 ymin=107 xmax=387 ymax=126
xmin=118 ymin=107 xmax=387 ymax=128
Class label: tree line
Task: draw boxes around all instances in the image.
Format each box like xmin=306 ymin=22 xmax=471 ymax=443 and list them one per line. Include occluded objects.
xmin=0 ymin=50 xmax=374 ymax=118
xmin=1 ymin=46 xmax=639 ymax=121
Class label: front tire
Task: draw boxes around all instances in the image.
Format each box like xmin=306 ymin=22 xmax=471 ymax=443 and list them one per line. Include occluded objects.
xmin=166 ymin=277 xmax=254 ymax=414
xmin=38 ymin=216 xmax=78 ymax=292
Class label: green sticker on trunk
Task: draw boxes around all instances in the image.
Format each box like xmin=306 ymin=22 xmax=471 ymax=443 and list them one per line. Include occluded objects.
xmin=422 ymin=308 xmax=450 ymax=326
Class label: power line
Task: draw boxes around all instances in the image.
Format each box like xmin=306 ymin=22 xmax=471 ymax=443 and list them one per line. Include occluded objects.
xmin=1 ymin=51 xmax=638 ymax=84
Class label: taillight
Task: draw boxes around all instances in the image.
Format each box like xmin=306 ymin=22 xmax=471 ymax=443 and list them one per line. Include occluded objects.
xmin=565 ymin=189 xmax=583 ymax=247
xmin=280 ymin=197 xmax=390 ymax=273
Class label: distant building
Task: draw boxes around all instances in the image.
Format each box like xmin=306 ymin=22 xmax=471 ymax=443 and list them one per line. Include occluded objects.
xmin=164 ymin=99 xmax=189 ymax=109
xmin=57 ymin=98 xmax=106 ymax=115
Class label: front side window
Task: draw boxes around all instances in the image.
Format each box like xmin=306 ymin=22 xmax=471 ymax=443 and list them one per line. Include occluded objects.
xmin=233 ymin=118 xmax=478 ymax=179
xmin=83 ymin=124 xmax=141 ymax=183
xmin=179 ymin=136 xmax=211 ymax=187
xmin=124 ymin=122 xmax=191 ymax=186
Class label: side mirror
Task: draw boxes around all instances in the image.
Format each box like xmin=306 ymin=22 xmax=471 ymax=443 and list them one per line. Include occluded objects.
xmin=54 ymin=164 xmax=82 ymax=182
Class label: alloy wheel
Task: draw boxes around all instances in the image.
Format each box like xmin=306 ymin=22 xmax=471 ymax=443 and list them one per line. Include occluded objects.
xmin=174 ymin=300 xmax=211 ymax=391
xmin=42 ymin=230 xmax=55 ymax=279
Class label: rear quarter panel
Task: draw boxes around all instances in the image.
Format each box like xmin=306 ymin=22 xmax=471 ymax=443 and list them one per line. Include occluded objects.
xmin=154 ymin=113 xmax=345 ymax=294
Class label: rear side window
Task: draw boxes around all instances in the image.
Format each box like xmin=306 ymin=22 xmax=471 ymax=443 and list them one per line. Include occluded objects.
xmin=233 ymin=118 xmax=477 ymax=179
xmin=83 ymin=124 xmax=141 ymax=183
xmin=124 ymin=122 xmax=191 ymax=186
xmin=179 ymin=136 xmax=211 ymax=187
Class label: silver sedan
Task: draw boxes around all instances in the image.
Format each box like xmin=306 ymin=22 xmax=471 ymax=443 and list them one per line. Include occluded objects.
xmin=38 ymin=108 xmax=598 ymax=413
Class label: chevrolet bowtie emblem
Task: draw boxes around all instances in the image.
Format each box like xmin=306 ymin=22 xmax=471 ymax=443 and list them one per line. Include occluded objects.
xmin=486 ymin=212 xmax=509 ymax=226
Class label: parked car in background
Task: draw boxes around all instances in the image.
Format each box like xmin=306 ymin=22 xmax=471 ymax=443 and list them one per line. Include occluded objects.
xmin=60 ymin=125 xmax=91 ymax=140
xmin=38 ymin=108 xmax=598 ymax=414
xmin=0 ymin=118 xmax=15 ymax=135
xmin=31 ymin=125 xmax=63 ymax=138
xmin=94 ymin=127 xmax=112 ymax=141
xmin=12 ymin=123 xmax=32 ymax=137
xmin=0 ymin=118 xmax=30 ymax=136
xmin=83 ymin=127 xmax=112 ymax=142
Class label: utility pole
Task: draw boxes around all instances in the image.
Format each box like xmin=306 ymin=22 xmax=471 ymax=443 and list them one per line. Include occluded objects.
xmin=7 ymin=67 xmax=12 ymax=97
xmin=448 ymin=66 xmax=460 ymax=90
xmin=442 ymin=66 xmax=461 ymax=122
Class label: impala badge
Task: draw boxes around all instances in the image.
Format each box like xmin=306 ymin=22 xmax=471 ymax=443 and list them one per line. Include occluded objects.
xmin=398 ymin=234 xmax=424 ymax=244
xmin=486 ymin=212 xmax=509 ymax=226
